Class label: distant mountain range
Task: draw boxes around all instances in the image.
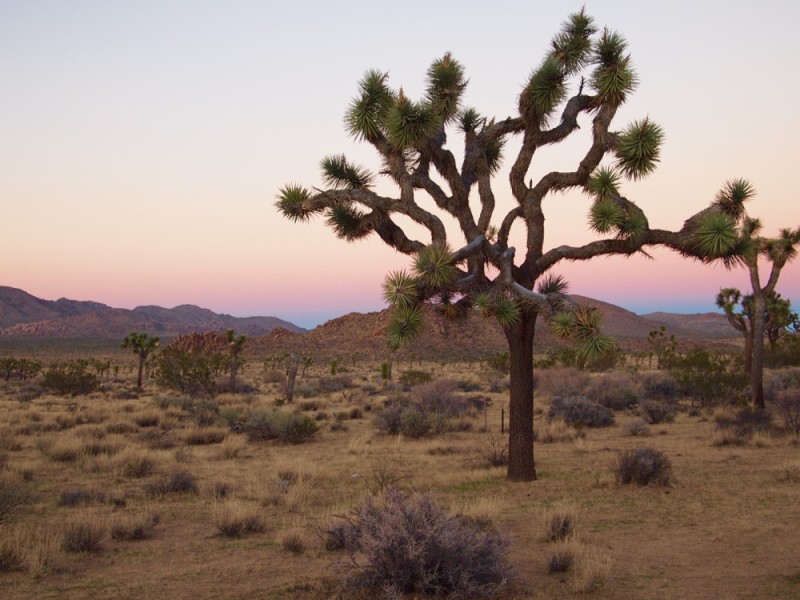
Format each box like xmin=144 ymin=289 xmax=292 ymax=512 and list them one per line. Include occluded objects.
xmin=0 ymin=286 xmax=739 ymax=357
xmin=0 ymin=286 xmax=305 ymax=338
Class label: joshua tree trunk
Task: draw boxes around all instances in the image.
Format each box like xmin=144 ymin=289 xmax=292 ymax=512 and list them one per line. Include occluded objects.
xmin=285 ymin=352 xmax=300 ymax=404
xmin=750 ymin=292 xmax=767 ymax=409
xmin=136 ymin=356 xmax=145 ymax=390
xmin=743 ymin=332 xmax=753 ymax=376
xmin=504 ymin=308 xmax=538 ymax=482
xmin=229 ymin=358 xmax=239 ymax=394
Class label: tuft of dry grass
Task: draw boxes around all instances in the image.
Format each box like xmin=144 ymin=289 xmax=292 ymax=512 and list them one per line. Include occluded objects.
xmin=216 ymin=436 xmax=246 ymax=459
xmin=0 ymin=525 xmax=61 ymax=574
xmin=541 ymin=502 xmax=579 ymax=542
xmin=61 ymin=519 xmax=106 ymax=553
xmin=115 ymin=448 xmax=157 ymax=478
xmin=212 ymin=500 xmax=266 ymax=537
xmin=782 ymin=460 xmax=800 ymax=483
xmin=110 ymin=511 xmax=160 ymax=541
xmin=570 ymin=545 xmax=612 ymax=593
xmin=536 ymin=418 xmax=581 ymax=444
xmin=280 ymin=528 xmax=306 ymax=554
xmin=184 ymin=426 xmax=227 ymax=446
xmin=548 ymin=539 xmax=581 ymax=574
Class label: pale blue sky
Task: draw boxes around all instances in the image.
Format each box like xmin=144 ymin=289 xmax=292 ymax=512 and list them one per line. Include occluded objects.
xmin=2 ymin=1 xmax=799 ymax=328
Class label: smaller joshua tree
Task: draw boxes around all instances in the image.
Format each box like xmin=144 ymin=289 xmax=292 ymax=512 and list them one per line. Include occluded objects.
xmin=122 ymin=332 xmax=160 ymax=390
xmin=226 ymin=329 xmax=247 ymax=393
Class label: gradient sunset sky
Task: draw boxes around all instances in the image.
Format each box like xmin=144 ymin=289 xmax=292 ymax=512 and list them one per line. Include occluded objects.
xmin=2 ymin=1 xmax=799 ymax=329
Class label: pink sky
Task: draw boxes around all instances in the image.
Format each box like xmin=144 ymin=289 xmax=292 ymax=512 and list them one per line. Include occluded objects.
xmin=2 ymin=1 xmax=799 ymax=329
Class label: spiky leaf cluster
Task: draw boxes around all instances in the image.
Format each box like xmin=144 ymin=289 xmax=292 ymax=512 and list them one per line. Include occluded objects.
xmin=320 ymin=154 xmax=374 ymax=189
xmin=520 ymin=57 xmax=566 ymax=124
xmin=615 ymin=118 xmax=663 ymax=180
xmin=764 ymin=227 xmax=800 ymax=267
xmin=382 ymin=270 xmax=418 ymax=309
xmin=426 ymin=52 xmax=467 ymax=124
xmin=590 ymin=29 xmax=637 ymax=105
xmin=585 ymin=167 xmax=621 ymax=201
xmin=385 ymin=91 xmax=441 ymax=149
xmin=550 ymin=9 xmax=596 ymax=75
xmin=536 ymin=273 xmax=569 ymax=295
xmin=275 ymin=185 xmax=316 ymax=222
xmin=589 ymin=198 xmax=625 ymax=234
xmin=325 ymin=204 xmax=370 ymax=241
xmin=714 ymin=178 xmax=755 ymax=218
xmin=691 ymin=211 xmax=738 ymax=259
xmin=459 ymin=107 xmax=482 ymax=133
xmin=346 ymin=70 xmax=394 ymax=142
xmin=413 ymin=243 xmax=457 ymax=288
xmin=387 ymin=304 xmax=424 ymax=348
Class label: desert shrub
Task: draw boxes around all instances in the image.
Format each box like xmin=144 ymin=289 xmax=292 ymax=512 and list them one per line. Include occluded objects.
xmin=638 ymin=400 xmax=676 ymax=424
xmin=398 ymin=370 xmax=433 ymax=387
xmin=547 ymin=396 xmax=614 ymax=428
xmin=455 ymin=380 xmax=481 ymax=393
xmin=61 ymin=521 xmax=106 ymax=552
xmin=331 ymin=488 xmax=511 ymax=598
xmin=298 ymin=400 xmax=320 ymax=411
xmin=0 ymin=477 xmax=35 ymax=522
xmin=571 ymin=546 xmax=612 ymax=593
xmin=669 ymin=349 xmax=747 ymax=407
xmin=213 ymin=501 xmax=266 ymax=537
xmin=110 ymin=512 xmax=160 ymax=541
xmin=765 ymin=334 xmax=800 ymax=368
xmin=373 ymin=403 xmax=444 ymax=438
xmin=0 ymin=533 xmax=26 ymax=572
xmin=133 ymin=412 xmax=160 ymax=427
xmin=414 ymin=379 xmax=474 ymax=418
xmin=318 ymin=375 xmax=353 ymax=393
xmin=243 ymin=411 xmax=319 ymax=444
xmin=714 ymin=408 xmax=773 ymax=437
xmin=585 ymin=374 xmax=640 ymax=411
xmin=281 ymin=530 xmax=306 ymax=554
xmin=542 ymin=504 xmax=578 ymax=542
xmin=116 ymin=449 xmax=156 ymax=478
xmin=184 ymin=426 xmax=226 ymax=445
xmin=613 ymin=448 xmax=673 ymax=486
xmin=58 ymin=488 xmax=109 ymax=507
xmin=535 ymin=418 xmax=582 ymax=444
xmin=479 ymin=435 xmax=508 ymax=468
xmin=548 ymin=543 xmax=577 ymax=574
xmin=485 ymin=352 xmax=510 ymax=374
xmin=770 ymin=388 xmax=800 ymax=435
xmin=106 ymin=421 xmax=138 ymax=435
xmin=145 ymin=470 xmax=198 ymax=497
xmin=624 ymin=419 xmax=651 ymax=437
xmin=42 ymin=360 xmax=99 ymax=396
xmin=155 ymin=345 xmax=225 ymax=398
xmin=349 ymin=407 xmax=363 ymax=419
xmin=534 ymin=367 xmax=589 ymax=397
xmin=642 ymin=372 xmax=680 ymax=402
xmin=16 ymin=383 xmax=44 ymax=402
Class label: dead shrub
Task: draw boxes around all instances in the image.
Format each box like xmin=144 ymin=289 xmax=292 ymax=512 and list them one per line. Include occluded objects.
xmin=184 ymin=426 xmax=227 ymax=445
xmin=542 ymin=504 xmax=578 ymax=542
xmin=613 ymin=448 xmax=673 ymax=486
xmin=0 ymin=477 xmax=35 ymax=522
xmin=212 ymin=500 xmax=266 ymax=537
xmin=770 ymin=388 xmax=800 ymax=435
xmin=61 ymin=520 xmax=106 ymax=553
xmin=624 ymin=419 xmax=651 ymax=437
xmin=330 ymin=488 xmax=511 ymax=598
xmin=110 ymin=512 xmax=160 ymax=541
xmin=145 ymin=470 xmax=198 ymax=497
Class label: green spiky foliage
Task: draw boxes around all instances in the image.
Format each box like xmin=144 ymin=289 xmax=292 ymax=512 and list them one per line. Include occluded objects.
xmin=326 ymin=204 xmax=371 ymax=241
xmin=275 ymin=184 xmax=315 ymax=222
xmin=413 ymin=243 xmax=457 ymax=288
xmin=550 ymin=9 xmax=596 ymax=75
xmin=585 ymin=167 xmax=621 ymax=201
xmin=615 ymin=118 xmax=663 ymax=180
xmin=589 ymin=198 xmax=625 ymax=233
xmin=536 ymin=273 xmax=569 ymax=295
xmin=715 ymin=178 xmax=755 ymax=218
xmin=426 ymin=52 xmax=467 ymax=124
xmin=386 ymin=91 xmax=441 ymax=149
xmin=459 ymin=107 xmax=482 ymax=133
xmin=492 ymin=295 xmax=522 ymax=329
xmin=346 ymin=69 xmax=394 ymax=142
xmin=590 ymin=29 xmax=637 ymax=105
xmin=382 ymin=270 xmax=418 ymax=309
xmin=387 ymin=304 xmax=424 ymax=348
xmin=320 ymin=154 xmax=374 ymax=190
xmin=122 ymin=332 xmax=160 ymax=390
xmin=691 ymin=211 xmax=738 ymax=259
xmin=520 ymin=57 xmax=566 ymax=124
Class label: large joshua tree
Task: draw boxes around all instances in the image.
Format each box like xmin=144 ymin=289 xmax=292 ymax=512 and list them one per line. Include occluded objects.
xmin=276 ymin=10 xmax=748 ymax=481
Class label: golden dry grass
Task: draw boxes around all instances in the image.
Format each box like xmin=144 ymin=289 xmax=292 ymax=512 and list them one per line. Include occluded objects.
xmin=0 ymin=356 xmax=798 ymax=599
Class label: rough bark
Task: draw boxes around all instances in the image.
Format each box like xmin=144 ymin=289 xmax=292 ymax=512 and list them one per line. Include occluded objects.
xmin=285 ymin=352 xmax=300 ymax=404
xmin=750 ymin=293 xmax=766 ymax=409
xmin=504 ymin=308 xmax=538 ymax=481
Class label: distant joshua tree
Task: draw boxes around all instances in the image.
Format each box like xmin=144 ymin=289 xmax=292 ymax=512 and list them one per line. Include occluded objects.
xmin=122 ymin=332 xmax=160 ymax=390
xmin=226 ymin=329 xmax=247 ymax=393
xmin=276 ymin=10 xmax=753 ymax=480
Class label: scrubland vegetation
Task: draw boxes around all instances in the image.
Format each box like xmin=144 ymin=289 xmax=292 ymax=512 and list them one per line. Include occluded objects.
xmin=0 ymin=336 xmax=799 ymax=599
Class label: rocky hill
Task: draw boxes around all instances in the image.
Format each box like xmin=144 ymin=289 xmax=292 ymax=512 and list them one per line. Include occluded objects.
xmin=0 ymin=286 xmax=305 ymax=338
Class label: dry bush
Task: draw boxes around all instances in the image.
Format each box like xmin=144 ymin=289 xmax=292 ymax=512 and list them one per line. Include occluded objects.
xmin=243 ymin=411 xmax=319 ymax=444
xmin=639 ymin=400 xmax=677 ymax=425
xmin=330 ymin=488 xmax=511 ymax=598
xmin=280 ymin=528 xmax=306 ymax=554
xmin=116 ymin=448 xmax=157 ymax=478
xmin=0 ymin=476 xmax=35 ymax=522
xmin=110 ymin=511 xmax=160 ymax=541
xmin=547 ymin=396 xmax=614 ymax=428
xmin=585 ymin=373 xmax=640 ymax=411
xmin=613 ymin=448 xmax=673 ymax=486
xmin=548 ymin=540 xmax=581 ymax=574
xmin=61 ymin=519 xmax=106 ymax=553
xmin=217 ymin=436 xmax=246 ymax=459
xmin=770 ymin=388 xmax=800 ymax=435
xmin=541 ymin=503 xmax=579 ymax=542
xmin=624 ymin=419 xmax=651 ymax=437
xmin=37 ymin=434 xmax=83 ymax=462
xmin=106 ymin=421 xmax=138 ymax=435
xmin=184 ymin=426 xmax=227 ymax=446
xmin=144 ymin=470 xmax=198 ymax=497
xmin=571 ymin=545 xmax=612 ymax=593
xmin=535 ymin=418 xmax=582 ymax=444
xmin=212 ymin=500 xmax=266 ymax=537
xmin=534 ymin=367 xmax=589 ymax=398
xmin=478 ymin=434 xmax=508 ymax=468
xmin=58 ymin=487 xmax=112 ymax=507
xmin=133 ymin=411 xmax=160 ymax=427
xmin=782 ymin=460 xmax=800 ymax=483
xmin=0 ymin=525 xmax=61 ymax=574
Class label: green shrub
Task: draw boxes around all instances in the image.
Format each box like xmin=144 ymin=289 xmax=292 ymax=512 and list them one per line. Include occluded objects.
xmin=42 ymin=360 xmax=99 ymax=396
xmin=638 ymin=400 xmax=676 ymax=424
xmin=155 ymin=347 xmax=225 ymax=398
xmin=243 ymin=411 xmax=318 ymax=444
xmin=669 ymin=349 xmax=747 ymax=407
xmin=399 ymin=370 xmax=433 ymax=387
